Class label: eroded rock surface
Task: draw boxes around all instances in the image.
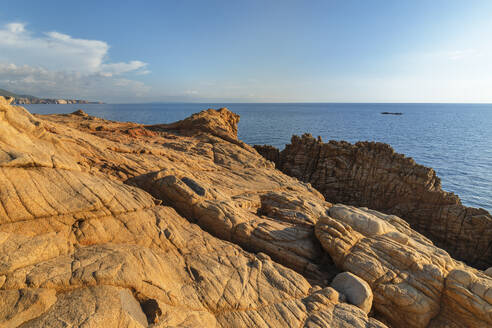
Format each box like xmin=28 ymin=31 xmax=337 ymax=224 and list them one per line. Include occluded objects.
xmin=2 ymin=96 xmax=491 ymax=328
xmin=0 ymin=97 xmax=385 ymax=327
xmin=37 ymin=103 xmax=336 ymax=282
xmin=316 ymin=204 xmax=492 ymax=328
xmin=255 ymin=134 xmax=492 ymax=269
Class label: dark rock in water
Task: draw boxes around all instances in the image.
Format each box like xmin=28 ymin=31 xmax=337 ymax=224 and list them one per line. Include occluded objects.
xmin=381 ymin=112 xmax=403 ymax=115
xmin=255 ymin=133 xmax=492 ymax=269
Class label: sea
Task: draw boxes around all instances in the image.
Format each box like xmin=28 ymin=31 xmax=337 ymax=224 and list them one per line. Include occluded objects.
xmin=25 ymin=103 xmax=492 ymax=212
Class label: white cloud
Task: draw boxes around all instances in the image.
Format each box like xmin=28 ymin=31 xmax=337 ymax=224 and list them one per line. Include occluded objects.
xmin=136 ymin=70 xmax=151 ymax=75
xmin=0 ymin=22 xmax=150 ymax=101
xmin=425 ymin=49 xmax=483 ymax=61
xmin=0 ymin=63 xmax=150 ymax=101
xmin=445 ymin=49 xmax=481 ymax=61
xmin=101 ymin=61 xmax=148 ymax=76
xmin=6 ymin=23 xmax=25 ymax=33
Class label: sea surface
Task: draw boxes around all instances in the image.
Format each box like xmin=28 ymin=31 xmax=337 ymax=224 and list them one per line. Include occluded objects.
xmin=26 ymin=103 xmax=492 ymax=212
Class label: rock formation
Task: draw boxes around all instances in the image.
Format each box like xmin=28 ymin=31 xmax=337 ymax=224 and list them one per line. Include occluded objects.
xmin=0 ymin=97 xmax=386 ymax=327
xmin=254 ymin=134 xmax=492 ymax=269
xmin=0 ymin=96 xmax=490 ymax=327
xmin=331 ymin=272 xmax=373 ymax=314
xmin=0 ymin=89 xmax=98 ymax=104
xmin=316 ymin=204 xmax=492 ymax=328
xmin=12 ymin=98 xmax=100 ymax=105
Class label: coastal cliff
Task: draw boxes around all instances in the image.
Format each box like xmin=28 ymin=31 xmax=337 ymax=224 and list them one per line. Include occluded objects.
xmin=254 ymin=134 xmax=492 ymax=269
xmin=1 ymin=96 xmax=491 ymax=328
xmin=0 ymin=88 xmax=102 ymax=104
xmin=12 ymin=98 xmax=103 ymax=104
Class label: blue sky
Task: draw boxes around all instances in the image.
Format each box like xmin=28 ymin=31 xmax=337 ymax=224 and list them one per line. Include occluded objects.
xmin=1 ymin=0 xmax=491 ymax=103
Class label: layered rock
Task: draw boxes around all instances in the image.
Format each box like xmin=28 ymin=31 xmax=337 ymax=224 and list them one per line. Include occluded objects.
xmin=37 ymin=104 xmax=335 ymax=282
xmin=2 ymin=96 xmax=491 ymax=327
xmin=255 ymin=134 xmax=492 ymax=269
xmin=0 ymin=96 xmax=386 ymax=327
xmin=316 ymin=204 xmax=492 ymax=328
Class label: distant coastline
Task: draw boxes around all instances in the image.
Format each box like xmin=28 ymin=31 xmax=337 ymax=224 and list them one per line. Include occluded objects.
xmin=0 ymin=88 xmax=103 ymax=105
xmin=12 ymin=98 xmax=104 ymax=105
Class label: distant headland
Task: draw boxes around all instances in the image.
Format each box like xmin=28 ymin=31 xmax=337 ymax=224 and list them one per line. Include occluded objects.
xmin=0 ymin=88 xmax=103 ymax=104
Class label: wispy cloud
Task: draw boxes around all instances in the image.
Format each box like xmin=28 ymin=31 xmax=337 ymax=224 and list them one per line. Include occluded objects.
xmin=0 ymin=63 xmax=150 ymax=100
xmin=0 ymin=22 xmax=150 ymax=101
xmin=444 ymin=49 xmax=481 ymax=61
xmin=427 ymin=49 xmax=483 ymax=61
xmin=101 ymin=61 xmax=148 ymax=76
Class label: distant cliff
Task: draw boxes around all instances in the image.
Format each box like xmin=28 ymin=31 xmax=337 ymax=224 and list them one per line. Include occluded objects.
xmin=0 ymin=88 xmax=102 ymax=104
xmin=13 ymin=98 xmax=103 ymax=104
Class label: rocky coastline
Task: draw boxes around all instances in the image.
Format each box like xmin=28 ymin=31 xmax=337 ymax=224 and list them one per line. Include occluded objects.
xmin=1 ymin=96 xmax=491 ymax=327
xmin=0 ymin=88 xmax=102 ymax=105
xmin=12 ymin=98 xmax=103 ymax=104
xmin=254 ymin=134 xmax=492 ymax=270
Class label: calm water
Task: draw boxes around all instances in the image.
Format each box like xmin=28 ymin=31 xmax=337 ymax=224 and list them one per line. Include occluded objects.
xmin=26 ymin=103 xmax=492 ymax=212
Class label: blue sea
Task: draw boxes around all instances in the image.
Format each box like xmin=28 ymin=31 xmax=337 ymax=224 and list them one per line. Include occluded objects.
xmin=26 ymin=103 xmax=492 ymax=212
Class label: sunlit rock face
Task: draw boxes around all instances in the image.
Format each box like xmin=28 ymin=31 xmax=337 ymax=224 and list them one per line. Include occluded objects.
xmin=255 ymin=133 xmax=492 ymax=269
xmin=0 ymin=97 xmax=386 ymax=327
xmin=316 ymin=204 xmax=492 ymax=328
xmin=1 ymin=96 xmax=491 ymax=327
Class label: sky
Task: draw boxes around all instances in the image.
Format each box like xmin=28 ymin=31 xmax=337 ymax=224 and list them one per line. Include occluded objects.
xmin=1 ymin=0 xmax=492 ymax=103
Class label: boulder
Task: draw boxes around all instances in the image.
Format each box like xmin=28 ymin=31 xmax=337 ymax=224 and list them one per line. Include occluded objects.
xmin=331 ymin=272 xmax=373 ymax=313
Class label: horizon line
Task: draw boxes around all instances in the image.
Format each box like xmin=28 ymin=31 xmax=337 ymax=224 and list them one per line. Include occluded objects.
xmin=95 ymin=101 xmax=492 ymax=105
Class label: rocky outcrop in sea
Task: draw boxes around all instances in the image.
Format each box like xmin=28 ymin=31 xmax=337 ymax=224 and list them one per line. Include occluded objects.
xmin=255 ymin=134 xmax=492 ymax=270
xmin=1 ymin=96 xmax=491 ymax=327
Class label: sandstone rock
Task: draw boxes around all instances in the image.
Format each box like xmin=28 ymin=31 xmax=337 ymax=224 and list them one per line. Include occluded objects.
xmin=0 ymin=288 xmax=57 ymax=327
xmin=256 ymin=133 xmax=492 ymax=269
xmin=3 ymin=96 xmax=490 ymax=328
xmin=331 ymin=272 xmax=373 ymax=314
xmin=0 ymin=96 xmax=385 ymax=327
xmin=485 ymin=267 xmax=492 ymax=277
xmin=433 ymin=269 xmax=492 ymax=327
xmin=71 ymin=109 xmax=89 ymax=116
xmin=127 ymin=168 xmax=332 ymax=280
xmin=316 ymin=204 xmax=492 ymax=328
xmin=0 ymin=96 xmax=14 ymax=105
xmin=18 ymin=286 xmax=149 ymax=328
xmin=149 ymin=107 xmax=241 ymax=145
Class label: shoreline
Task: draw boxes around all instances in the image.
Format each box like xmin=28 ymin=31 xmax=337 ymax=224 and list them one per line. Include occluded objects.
xmin=255 ymin=135 xmax=492 ymax=268
xmin=24 ymin=102 xmax=492 ymax=212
